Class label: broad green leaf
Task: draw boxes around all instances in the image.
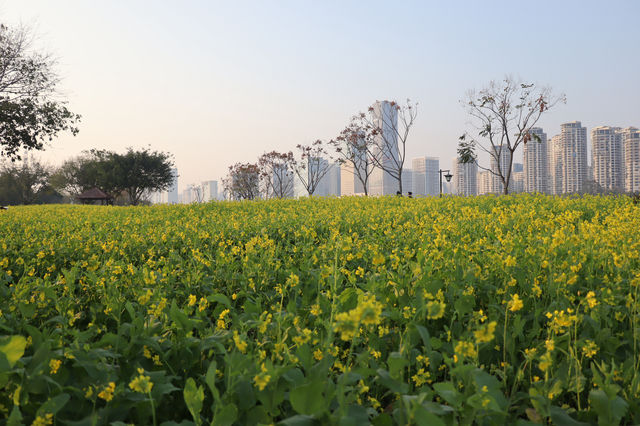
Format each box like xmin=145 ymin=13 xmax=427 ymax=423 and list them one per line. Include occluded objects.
xmin=549 ymin=406 xmax=590 ymax=426
xmin=289 ymin=382 xmax=326 ymax=416
xmin=184 ymin=378 xmax=204 ymax=425
xmin=36 ymin=393 xmax=70 ymax=417
xmin=433 ymin=382 xmax=463 ymax=408
xmin=0 ymin=335 xmax=27 ymax=368
xmin=212 ymin=403 xmax=237 ymax=426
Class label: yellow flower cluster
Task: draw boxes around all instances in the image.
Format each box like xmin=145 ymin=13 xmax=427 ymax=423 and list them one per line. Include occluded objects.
xmin=129 ymin=368 xmax=153 ymax=393
xmin=98 ymin=382 xmax=116 ymax=401
xmin=334 ymin=294 xmax=383 ymax=341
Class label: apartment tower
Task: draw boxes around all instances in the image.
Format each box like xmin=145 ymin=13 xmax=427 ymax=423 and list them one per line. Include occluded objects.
xmin=560 ymin=122 xmax=588 ymax=193
xmin=523 ymin=127 xmax=549 ymax=193
xmin=453 ymin=158 xmax=478 ymax=196
xmin=369 ymin=101 xmax=400 ymax=195
xmin=412 ymin=156 xmax=439 ymax=196
xmin=622 ymin=127 xmax=640 ymax=192
xmin=591 ymin=126 xmax=623 ymax=191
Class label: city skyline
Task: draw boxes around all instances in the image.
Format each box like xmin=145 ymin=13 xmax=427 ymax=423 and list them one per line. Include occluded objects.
xmin=2 ymin=1 xmax=639 ymax=190
xmin=171 ymin=116 xmax=639 ymax=202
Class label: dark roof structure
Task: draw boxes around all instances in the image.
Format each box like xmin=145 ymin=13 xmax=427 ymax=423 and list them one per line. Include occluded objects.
xmin=76 ymin=188 xmax=113 ymax=204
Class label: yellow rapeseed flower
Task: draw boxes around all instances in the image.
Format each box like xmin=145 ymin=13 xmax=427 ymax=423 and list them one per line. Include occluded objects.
xmin=507 ymin=294 xmax=523 ymax=312
xmin=98 ymin=382 xmax=116 ymax=401
xmin=49 ymin=359 xmax=62 ymax=375
xmin=187 ymin=294 xmax=197 ymax=306
xmin=474 ymin=321 xmax=497 ymax=344
xmin=129 ymin=369 xmax=153 ymax=393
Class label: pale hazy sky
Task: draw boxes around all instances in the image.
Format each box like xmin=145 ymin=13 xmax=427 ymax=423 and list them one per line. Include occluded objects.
xmin=2 ymin=1 xmax=639 ymax=191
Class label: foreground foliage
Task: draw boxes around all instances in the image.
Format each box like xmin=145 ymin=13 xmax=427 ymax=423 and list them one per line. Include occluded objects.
xmin=1 ymin=195 xmax=639 ymax=425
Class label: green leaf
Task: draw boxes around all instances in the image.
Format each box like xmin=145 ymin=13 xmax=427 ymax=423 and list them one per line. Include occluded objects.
xmin=278 ymin=414 xmax=316 ymax=426
xmin=36 ymin=393 xmax=70 ymax=417
xmin=453 ymin=295 xmax=474 ymax=317
xmin=207 ymin=293 xmax=231 ymax=308
xmin=588 ymin=389 xmax=628 ymax=426
xmin=170 ymin=300 xmax=194 ymax=331
xmin=413 ymin=405 xmax=446 ymax=426
xmin=7 ymin=406 xmax=22 ymax=426
xmin=414 ymin=325 xmax=432 ymax=352
xmin=0 ymin=336 xmax=27 ymax=368
xmin=376 ymin=369 xmax=408 ymax=394
xmin=289 ymin=382 xmax=326 ymax=416
xmin=433 ymin=382 xmax=463 ymax=408
xmin=387 ymin=352 xmax=407 ymax=380
xmin=338 ymin=405 xmax=370 ymax=426
xmin=549 ymin=406 xmax=590 ymax=426
xmin=205 ymin=361 xmax=220 ymax=403
xmin=184 ymin=378 xmax=204 ymax=425
xmin=212 ymin=403 xmax=237 ymax=426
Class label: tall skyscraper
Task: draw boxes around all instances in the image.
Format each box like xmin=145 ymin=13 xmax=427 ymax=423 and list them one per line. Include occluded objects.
xmin=340 ymin=148 xmax=368 ymax=196
xmin=453 ymin=158 xmax=477 ymax=196
xmin=369 ymin=101 xmax=399 ymax=195
xmin=622 ymin=127 xmax=640 ymax=192
xmin=512 ymin=171 xmax=525 ymax=193
xmin=202 ymin=180 xmax=219 ymax=201
xmin=412 ymin=156 xmax=439 ymax=196
xmin=167 ymin=168 xmax=179 ymax=203
xmin=477 ymin=170 xmax=492 ymax=195
xmin=310 ymin=158 xmax=341 ymax=196
xmin=523 ymin=127 xmax=548 ymax=193
xmin=549 ymin=135 xmax=563 ymax=195
xmin=591 ymin=126 xmax=624 ymax=191
xmin=559 ymin=121 xmax=588 ymax=193
xmin=490 ymin=145 xmax=511 ymax=193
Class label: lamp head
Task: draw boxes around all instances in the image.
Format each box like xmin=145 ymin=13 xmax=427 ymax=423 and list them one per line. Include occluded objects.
xmin=445 ymin=172 xmax=453 ymax=182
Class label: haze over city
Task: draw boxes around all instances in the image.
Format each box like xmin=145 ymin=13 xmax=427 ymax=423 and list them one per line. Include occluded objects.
xmin=2 ymin=0 xmax=639 ymax=192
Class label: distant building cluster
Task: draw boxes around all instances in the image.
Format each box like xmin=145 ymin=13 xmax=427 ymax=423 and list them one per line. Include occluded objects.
xmin=152 ymin=121 xmax=640 ymax=204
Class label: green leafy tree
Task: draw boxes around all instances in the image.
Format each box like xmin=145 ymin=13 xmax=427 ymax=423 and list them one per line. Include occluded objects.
xmin=0 ymin=156 xmax=54 ymax=205
xmin=109 ymin=147 xmax=175 ymax=205
xmin=0 ymin=23 xmax=81 ymax=161
xmin=50 ymin=148 xmax=174 ymax=205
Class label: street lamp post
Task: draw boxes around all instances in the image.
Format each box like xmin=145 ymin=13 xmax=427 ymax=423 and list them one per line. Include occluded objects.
xmin=439 ymin=169 xmax=453 ymax=198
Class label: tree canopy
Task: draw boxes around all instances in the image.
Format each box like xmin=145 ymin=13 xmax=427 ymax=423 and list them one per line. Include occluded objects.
xmin=0 ymin=23 xmax=81 ymax=161
xmin=50 ymin=148 xmax=175 ymax=205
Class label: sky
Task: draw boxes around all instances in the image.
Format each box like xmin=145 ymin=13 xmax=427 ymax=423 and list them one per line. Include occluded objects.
xmin=2 ymin=0 xmax=639 ymax=191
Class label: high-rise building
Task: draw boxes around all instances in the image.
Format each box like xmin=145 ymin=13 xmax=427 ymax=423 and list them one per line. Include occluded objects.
xmin=402 ymin=169 xmax=413 ymax=195
xmin=340 ymin=149 xmax=368 ymax=196
xmin=412 ymin=156 xmax=439 ymax=196
xmin=549 ymin=135 xmax=563 ymax=195
xmin=201 ymin=180 xmax=219 ymax=201
xmin=591 ymin=126 xmax=624 ymax=191
xmin=453 ymin=158 xmax=477 ymax=196
xmin=167 ymin=168 xmax=179 ymax=203
xmin=309 ymin=158 xmax=341 ymax=196
xmin=490 ymin=145 xmax=511 ymax=193
xmin=477 ymin=170 xmax=492 ymax=195
xmin=560 ymin=121 xmax=588 ymax=193
xmin=369 ymin=101 xmax=399 ymax=196
xmin=622 ymin=127 xmax=640 ymax=192
xmin=523 ymin=127 xmax=548 ymax=193
xmin=512 ymin=171 xmax=525 ymax=193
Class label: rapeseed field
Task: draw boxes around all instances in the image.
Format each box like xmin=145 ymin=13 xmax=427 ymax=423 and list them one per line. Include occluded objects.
xmin=1 ymin=195 xmax=639 ymax=425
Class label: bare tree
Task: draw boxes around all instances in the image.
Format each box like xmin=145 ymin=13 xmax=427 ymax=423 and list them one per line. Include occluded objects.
xmin=329 ymin=120 xmax=375 ymax=196
xmin=258 ymin=151 xmax=295 ymax=199
xmin=358 ymin=99 xmax=417 ymax=194
xmin=290 ymin=140 xmax=332 ymax=196
xmin=189 ymin=183 xmax=204 ymax=203
xmin=458 ymin=77 xmax=565 ymax=195
xmin=222 ymin=162 xmax=260 ymax=200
